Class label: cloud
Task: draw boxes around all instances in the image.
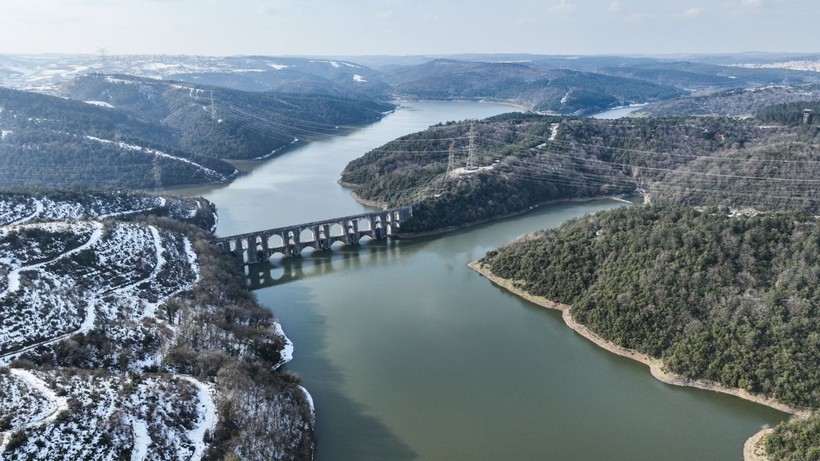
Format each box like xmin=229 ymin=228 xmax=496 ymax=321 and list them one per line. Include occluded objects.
xmin=741 ymin=0 xmax=762 ymax=6
xmin=684 ymin=7 xmax=702 ymax=18
xmin=607 ymin=1 xmax=621 ymax=13
xmin=551 ymin=0 xmax=575 ymax=14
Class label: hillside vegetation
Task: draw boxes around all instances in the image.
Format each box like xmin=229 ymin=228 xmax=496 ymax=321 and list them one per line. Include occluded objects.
xmin=0 ymin=191 xmax=313 ymax=460
xmin=479 ymin=206 xmax=819 ymax=409
xmin=64 ymin=74 xmax=394 ymax=160
xmin=0 ymin=75 xmax=393 ymax=190
xmin=0 ymin=87 xmax=238 ymax=189
xmin=477 ymin=206 xmax=820 ymax=459
xmin=341 ymin=112 xmax=798 ymax=232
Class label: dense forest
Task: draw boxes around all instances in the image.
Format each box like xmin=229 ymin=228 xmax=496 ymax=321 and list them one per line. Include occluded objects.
xmin=756 ymin=99 xmax=820 ymax=126
xmin=480 ymin=206 xmax=819 ymax=408
xmin=477 ymin=206 xmax=820 ymax=458
xmin=341 ymin=112 xmax=798 ymax=232
xmin=766 ymin=412 xmax=820 ymax=460
xmin=651 ymin=139 xmax=820 ymax=214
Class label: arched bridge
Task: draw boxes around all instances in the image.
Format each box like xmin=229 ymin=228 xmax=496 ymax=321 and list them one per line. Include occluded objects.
xmin=215 ymin=207 xmax=413 ymax=265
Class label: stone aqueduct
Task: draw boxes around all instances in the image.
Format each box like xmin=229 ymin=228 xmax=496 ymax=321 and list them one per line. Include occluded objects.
xmin=216 ymin=207 xmax=413 ymax=265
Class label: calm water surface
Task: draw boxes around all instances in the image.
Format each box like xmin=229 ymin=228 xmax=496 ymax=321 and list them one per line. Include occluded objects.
xmin=180 ymin=102 xmax=786 ymax=460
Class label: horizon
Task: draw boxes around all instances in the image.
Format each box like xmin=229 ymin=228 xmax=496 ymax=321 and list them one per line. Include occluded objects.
xmin=2 ymin=0 xmax=818 ymax=57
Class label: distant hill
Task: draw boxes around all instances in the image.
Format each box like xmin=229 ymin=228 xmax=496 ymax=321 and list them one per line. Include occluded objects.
xmin=635 ymin=85 xmax=820 ymax=117
xmin=6 ymin=53 xmax=820 ymax=119
xmin=383 ymin=59 xmax=686 ymax=115
xmin=0 ymin=86 xmax=237 ymax=190
xmin=598 ymin=61 xmax=820 ymax=93
xmin=0 ymin=77 xmax=394 ymax=189
xmin=0 ymin=54 xmax=391 ymax=98
xmin=170 ymin=56 xmax=392 ymax=98
xmin=63 ymin=74 xmax=394 ymax=160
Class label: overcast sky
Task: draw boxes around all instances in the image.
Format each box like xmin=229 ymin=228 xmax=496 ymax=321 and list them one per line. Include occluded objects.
xmin=1 ymin=0 xmax=817 ymax=56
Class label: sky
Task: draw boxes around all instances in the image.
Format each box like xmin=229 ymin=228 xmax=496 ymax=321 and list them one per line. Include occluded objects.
xmin=0 ymin=0 xmax=818 ymax=57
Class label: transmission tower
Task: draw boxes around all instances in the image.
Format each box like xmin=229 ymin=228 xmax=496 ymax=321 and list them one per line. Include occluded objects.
xmin=465 ymin=121 xmax=478 ymax=171
xmin=435 ymin=141 xmax=458 ymax=197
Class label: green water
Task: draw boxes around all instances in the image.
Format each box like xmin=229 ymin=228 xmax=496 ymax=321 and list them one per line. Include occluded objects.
xmin=185 ymin=101 xmax=786 ymax=460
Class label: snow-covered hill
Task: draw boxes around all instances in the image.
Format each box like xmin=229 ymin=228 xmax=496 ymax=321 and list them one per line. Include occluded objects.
xmin=0 ymin=191 xmax=217 ymax=232
xmin=0 ymin=191 xmax=314 ymax=460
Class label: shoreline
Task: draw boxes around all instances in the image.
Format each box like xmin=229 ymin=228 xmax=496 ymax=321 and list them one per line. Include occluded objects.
xmin=399 ymin=195 xmax=637 ymax=239
xmin=398 ymin=195 xmax=634 ymax=238
xmin=342 ymin=189 xmax=638 ymax=239
xmin=467 ymin=260 xmax=810 ymax=461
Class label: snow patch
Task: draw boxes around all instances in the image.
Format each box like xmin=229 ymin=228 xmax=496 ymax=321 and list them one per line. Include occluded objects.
xmin=185 ymin=237 xmax=201 ymax=284
xmin=1 ymin=130 xmax=12 ymax=140
xmin=84 ymin=135 xmax=231 ymax=181
xmin=549 ymin=123 xmax=560 ymax=141
xmin=560 ymin=90 xmax=571 ymax=105
xmin=353 ymin=74 xmax=368 ymax=83
xmin=179 ymin=376 xmax=218 ymax=461
xmin=130 ymin=418 xmax=151 ymax=461
xmin=449 ymin=165 xmax=494 ymax=177
xmin=310 ymin=60 xmax=341 ymax=68
xmin=267 ymin=63 xmax=290 ymax=70
xmin=84 ymin=100 xmax=115 ymax=109
xmin=105 ymin=76 xmax=137 ymax=85
xmin=9 ymin=368 xmax=68 ymax=428
xmin=10 ymin=198 xmax=44 ymax=225
xmin=1 ymin=221 xmax=103 ymax=299
xmin=274 ymin=322 xmax=294 ymax=368
xmin=254 ymin=137 xmax=300 ymax=160
xmin=298 ymin=385 xmax=315 ymax=418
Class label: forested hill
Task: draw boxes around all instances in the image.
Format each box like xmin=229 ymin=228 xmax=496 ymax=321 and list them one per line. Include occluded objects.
xmin=64 ymin=74 xmax=395 ymax=160
xmin=0 ymin=190 xmax=314 ymax=459
xmin=0 ymin=86 xmax=237 ymax=189
xmin=480 ymin=206 xmax=820 ymax=408
xmin=341 ymin=112 xmax=801 ymax=232
xmin=384 ymin=59 xmax=686 ymax=115
xmin=477 ymin=206 xmax=820 ymax=459
xmin=0 ymin=77 xmax=394 ymax=189
xmin=635 ymin=85 xmax=820 ymax=117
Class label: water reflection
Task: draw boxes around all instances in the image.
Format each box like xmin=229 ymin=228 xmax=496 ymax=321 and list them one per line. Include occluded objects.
xmin=269 ymin=276 xmax=417 ymax=461
xmin=246 ymin=239 xmax=405 ymax=289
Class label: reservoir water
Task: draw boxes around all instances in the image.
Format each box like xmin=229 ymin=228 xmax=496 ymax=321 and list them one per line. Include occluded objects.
xmin=182 ymin=101 xmax=787 ymax=460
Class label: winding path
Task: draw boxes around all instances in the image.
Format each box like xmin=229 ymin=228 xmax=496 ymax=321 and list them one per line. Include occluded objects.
xmin=0 ymin=369 xmax=68 ymax=455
